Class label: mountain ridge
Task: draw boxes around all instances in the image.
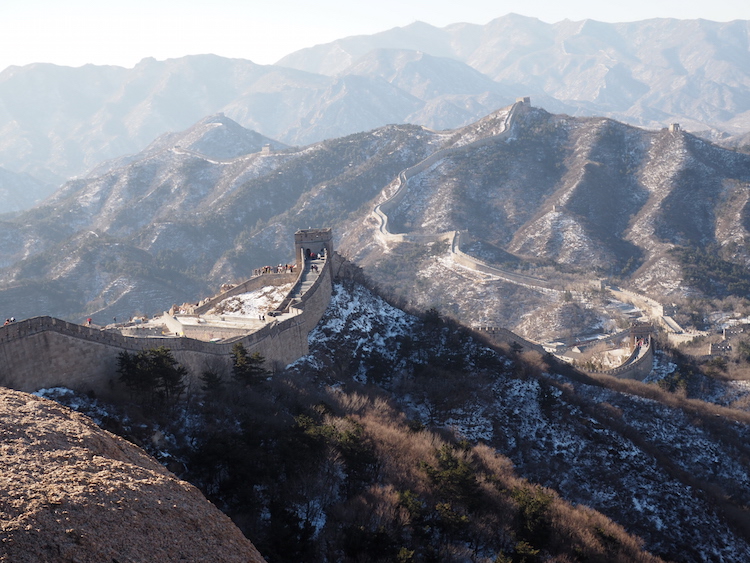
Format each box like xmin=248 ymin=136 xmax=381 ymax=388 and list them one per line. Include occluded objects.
xmin=1 ymin=104 xmax=748 ymax=344
xmin=2 ymin=15 xmax=749 ymax=200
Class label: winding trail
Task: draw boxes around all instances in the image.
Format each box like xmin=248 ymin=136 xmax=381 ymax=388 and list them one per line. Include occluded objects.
xmin=370 ymin=100 xmax=563 ymax=296
xmin=367 ymin=100 xmax=663 ymax=378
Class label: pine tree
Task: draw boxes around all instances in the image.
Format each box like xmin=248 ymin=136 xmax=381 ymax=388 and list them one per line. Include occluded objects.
xmin=116 ymin=346 xmax=186 ymax=404
xmin=200 ymin=369 xmax=224 ymax=393
xmin=231 ymin=342 xmax=269 ymax=385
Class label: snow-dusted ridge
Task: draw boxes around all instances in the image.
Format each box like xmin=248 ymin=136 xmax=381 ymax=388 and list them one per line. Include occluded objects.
xmin=289 ymin=280 xmax=750 ymax=561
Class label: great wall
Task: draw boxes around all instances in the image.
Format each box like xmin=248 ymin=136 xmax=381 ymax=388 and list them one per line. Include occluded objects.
xmin=369 ymin=98 xmax=659 ymax=380
xmin=0 ymin=228 xmax=338 ymax=398
xmin=0 ymin=100 xmax=673 ymax=394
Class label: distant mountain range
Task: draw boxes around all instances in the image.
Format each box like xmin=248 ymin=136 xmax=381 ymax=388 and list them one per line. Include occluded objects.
xmin=0 ymin=15 xmax=749 ymax=195
xmin=0 ymin=167 xmax=52 ymax=214
xmin=0 ymin=113 xmax=437 ymax=322
xmin=1 ymin=104 xmax=748 ymax=338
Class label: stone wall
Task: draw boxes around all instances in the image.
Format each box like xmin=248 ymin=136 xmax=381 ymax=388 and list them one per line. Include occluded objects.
xmin=294 ymin=228 xmax=333 ymax=268
xmin=609 ymin=287 xmax=664 ymax=318
xmin=585 ymin=337 xmax=654 ymax=380
xmin=373 ymin=102 xmax=522 ymax=244
xmin=0 ymin=254 xmax=336 ymax=398
xmin=194 ymin=271 xmax=297 ymax=316
xmin=475 ymin=326 xmax=545 ymax=354
xmin=451 ymin=231 xmax=560 ymax=293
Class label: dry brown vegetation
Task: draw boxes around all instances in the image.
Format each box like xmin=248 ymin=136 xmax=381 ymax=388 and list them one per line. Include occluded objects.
xmin=151 ymin=361 xmax=667 ymax=563
xmin=323 ymin=389 xmax=663 ymax=563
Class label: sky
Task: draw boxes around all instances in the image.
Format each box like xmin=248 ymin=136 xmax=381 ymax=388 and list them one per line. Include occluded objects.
xmin=1 ymin=0 xmax=748 ymax=73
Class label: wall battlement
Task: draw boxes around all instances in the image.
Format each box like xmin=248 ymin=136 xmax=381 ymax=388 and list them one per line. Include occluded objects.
xmin=583 ymin=336 xmax=654 ymax=380
xmin=0 ymin=235 xmax=338 ymax=398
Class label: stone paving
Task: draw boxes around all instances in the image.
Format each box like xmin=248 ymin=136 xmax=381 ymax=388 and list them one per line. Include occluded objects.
xmin=126 ymin=257 xmax=327 ymax=341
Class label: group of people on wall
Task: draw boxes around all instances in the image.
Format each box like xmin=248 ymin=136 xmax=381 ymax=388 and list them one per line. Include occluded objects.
xmin=255 ymin=264 xmax=297 ymax=275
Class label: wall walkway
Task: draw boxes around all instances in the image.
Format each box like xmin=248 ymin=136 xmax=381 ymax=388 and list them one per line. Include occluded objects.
xmin=0 ymin=251 xmax=337 ymax=398
xmin=368 ymin=100 xmax=654 ymax=380
xmin=585 ymin=337 xmax=654 ymax=380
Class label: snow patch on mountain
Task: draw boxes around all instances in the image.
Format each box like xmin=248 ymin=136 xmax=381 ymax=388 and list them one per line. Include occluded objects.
xmin=307 ymin=282 xmax=414 ymax=360
xmin=208 ymin=283 xmax=294 ymax=317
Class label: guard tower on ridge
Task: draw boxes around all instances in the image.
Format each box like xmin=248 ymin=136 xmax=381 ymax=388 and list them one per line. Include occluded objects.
xmin=294 ymin=228 xmax=333 ymax=269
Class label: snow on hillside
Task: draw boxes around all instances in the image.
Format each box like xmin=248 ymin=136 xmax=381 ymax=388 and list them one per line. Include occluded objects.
xmin=208 ymin=283 xmax=294 ymax=317
xmin=291 ymin=281 xmax=750 ymax=561
xmin=451 ymin=107 xmax=512 ymax=147
xmin=30 ymin=278 xmax=750 ymax=561
xmin=290 ymin=281 xmax=415 ymax=379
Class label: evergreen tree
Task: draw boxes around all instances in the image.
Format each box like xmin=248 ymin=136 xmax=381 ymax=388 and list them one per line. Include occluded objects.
xmin=231 ymin=342 xmax=269 ymax=385
xmin=146 ymin=347 xmax=187 ymax=403
xmin=200 ymin=369 xmax=224 ymax=393
xmin=117 ymin=350 xmax=151 ymax=399
xmin=116 ymin=346 xmax=187 ymax=404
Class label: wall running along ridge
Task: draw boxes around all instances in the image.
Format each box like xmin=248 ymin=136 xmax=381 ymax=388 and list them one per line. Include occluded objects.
xmin=370 ymin=100 xmax=652 ymax=380
xmin=0 ymin=252 xmax=337 ymax=397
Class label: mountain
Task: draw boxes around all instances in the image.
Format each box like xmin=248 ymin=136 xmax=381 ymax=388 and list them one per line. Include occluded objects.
xmin=86 ymin=113 xmax=287 ymax=176
xmin=1 ymin=103 xmax=749 ymax=336
xmin=340 ymin=103 xmax=750 ymax=338
xmin=277 ymin=20 xmax=464 ymax=76
xmin=0 ymin=55 xmax=333 ymax=184
xmin=0 ymin=166 xmax=53 ymax=214
xmin=0 ymin=387 xmax=265 ymax=562
xmin=2 ymin=16 xmax=749 ymax=202
xmin=0 ymin=114 xmax=439 ymax=323
xmin=280 ymin=15 xmax=750 ymax=131
xmin=341 ymin=48 xmax=523 ymax=131
xmin=35 ymin=278 xmax=750 ymax=561
xmin=0 ymin=54 xmax=513 ymax=189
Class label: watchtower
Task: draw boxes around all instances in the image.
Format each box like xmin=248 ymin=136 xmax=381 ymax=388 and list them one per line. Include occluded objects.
xmin=294 ymin=228 xmax=333 ymax=269
xmin=629 ymin=322 xmax=653 ymax=351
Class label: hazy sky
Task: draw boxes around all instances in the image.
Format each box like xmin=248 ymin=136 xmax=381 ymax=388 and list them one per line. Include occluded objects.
xmin=2 ymin=0 xmax=748 ymax=73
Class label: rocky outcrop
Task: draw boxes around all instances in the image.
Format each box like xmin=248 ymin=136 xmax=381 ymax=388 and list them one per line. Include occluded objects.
xmin=0 ymin=387 xmax=265 ymax=563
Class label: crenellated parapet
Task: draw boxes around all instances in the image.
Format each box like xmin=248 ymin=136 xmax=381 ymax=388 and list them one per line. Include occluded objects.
xmin=0 ymin=232 xmax=338 ymax=398
xmin=581 ymin=335 xmax=654 ymax=380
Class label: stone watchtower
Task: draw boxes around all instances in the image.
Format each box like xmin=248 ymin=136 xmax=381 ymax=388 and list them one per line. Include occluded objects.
xmin=294 ymin=228 xmax=333 ymax=269
xmin=629 ymin=322 xmax=653 ymax=352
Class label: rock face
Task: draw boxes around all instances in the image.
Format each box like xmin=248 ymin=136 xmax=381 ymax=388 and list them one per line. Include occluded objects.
xmin=0 ymin=388 xmax=265 ymax=563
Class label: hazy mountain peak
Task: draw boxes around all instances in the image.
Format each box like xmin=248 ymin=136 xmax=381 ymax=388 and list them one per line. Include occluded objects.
xmin=2 ymin=16 xmax=750 ymax=204
xmin=276 ymin=20 xmax=455 ymax=76
xmin=85 ymin=113 xmax=285 ymax=178
xmin=341 ymin=48 xmax=501 ymax=101
xmin=169 ymin=114 xmax=285 ymax=160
